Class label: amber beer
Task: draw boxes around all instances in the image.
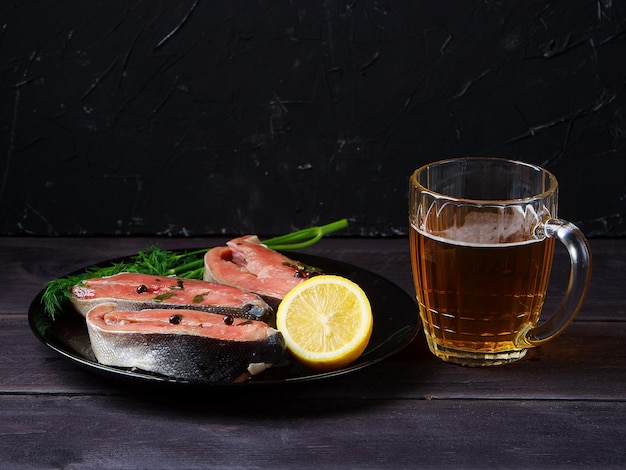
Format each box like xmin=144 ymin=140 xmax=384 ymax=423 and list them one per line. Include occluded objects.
xmin=409 ymin=158 xmax=591 ymax=366
xmin=410 ymin=220 xmax=556 ymax=364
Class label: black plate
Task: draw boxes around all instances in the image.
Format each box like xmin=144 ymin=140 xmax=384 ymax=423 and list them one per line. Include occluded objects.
xmin=28 ymin=251 xmax=420 ymax=389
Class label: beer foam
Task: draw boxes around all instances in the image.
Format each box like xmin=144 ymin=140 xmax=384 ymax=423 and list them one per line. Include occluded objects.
xmin=416 ymin=204 xmax=543 ymax=247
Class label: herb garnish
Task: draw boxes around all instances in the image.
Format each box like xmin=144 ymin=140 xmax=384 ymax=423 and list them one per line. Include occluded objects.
xmin=153 ymin=292 xmax=177 ymax=302
xmin=192 ymin=292 xmax=210 ymax=303
xmin=170 ymin=279 xmax=185 ymax=290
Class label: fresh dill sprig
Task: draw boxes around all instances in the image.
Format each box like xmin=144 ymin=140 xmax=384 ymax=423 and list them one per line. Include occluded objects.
xmin=41 ymin=219 xmax=348 ymax=319
xmin=41 ymin=261 xmax=132 ymax=318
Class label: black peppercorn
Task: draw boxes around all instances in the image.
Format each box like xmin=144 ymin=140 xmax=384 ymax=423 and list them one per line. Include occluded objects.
xmin=136 ymin=284 xmax=149 ymax=294
xmin=169 ymin=314 xmax=182 ymax=325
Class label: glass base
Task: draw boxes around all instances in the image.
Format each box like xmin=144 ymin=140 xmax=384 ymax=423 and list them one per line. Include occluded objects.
xmin=425 ymin=336 xmax=528 ymax=366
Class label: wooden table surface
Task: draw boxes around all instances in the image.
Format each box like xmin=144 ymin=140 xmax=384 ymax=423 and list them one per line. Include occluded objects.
xmin=1 ymin=236 xmax=624 ymax=469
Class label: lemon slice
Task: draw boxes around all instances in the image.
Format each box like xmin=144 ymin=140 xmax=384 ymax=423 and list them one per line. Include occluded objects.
xmin=276 ymin=275 xmax=373 ymax=371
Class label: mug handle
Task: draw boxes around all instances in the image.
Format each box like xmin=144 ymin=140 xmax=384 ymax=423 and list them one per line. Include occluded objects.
xmin=515 ymin=219 xmax=592 ymax=348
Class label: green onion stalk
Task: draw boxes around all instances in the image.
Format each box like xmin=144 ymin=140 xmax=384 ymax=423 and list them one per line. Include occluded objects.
xmin=41 ymin=219 xmax=348 ymax=318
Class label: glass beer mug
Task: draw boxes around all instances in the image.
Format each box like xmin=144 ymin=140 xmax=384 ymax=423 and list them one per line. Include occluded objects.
xmin=409 ymin=157 xmax=592 ymax=366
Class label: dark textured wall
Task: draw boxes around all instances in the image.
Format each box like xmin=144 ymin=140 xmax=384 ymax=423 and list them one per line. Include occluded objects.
xmin=1 ymin=1 xmax=625 ymax=237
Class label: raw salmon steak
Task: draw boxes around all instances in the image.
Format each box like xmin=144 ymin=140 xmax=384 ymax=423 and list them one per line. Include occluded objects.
xmin=71 ymin=272 xmax=272 ymax=323
xmin=86 ymin=303 xmax=286 ymax=383
xmin=203 ymin=235 xmax=322 ymax=308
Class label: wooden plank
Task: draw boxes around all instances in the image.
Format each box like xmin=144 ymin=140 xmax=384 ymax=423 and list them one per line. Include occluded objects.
xmin=4 ymin=314 xmax=625 ymax=401
xmin=1 ymin=237 xmax=624 ymax=469
xmin=0 ymin=395 xmax=624 ymax=469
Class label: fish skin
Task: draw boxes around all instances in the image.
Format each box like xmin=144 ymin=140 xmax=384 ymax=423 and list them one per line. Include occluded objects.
xmin=71 ymin=272 xmax=273 ymax=323
xmin=204 ymin=235 xmax=321 ymax=308
xmin=86 ymin=303 xmax=286 ymax=383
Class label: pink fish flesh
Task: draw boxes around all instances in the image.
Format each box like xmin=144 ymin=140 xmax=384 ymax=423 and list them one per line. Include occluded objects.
xmin=71 ymin=272 xmax=272 ymax=323
xmin=86 ymin=303 xmax=286 ymax=383
xmin=203 ymin=235 xmax=322 ymax=307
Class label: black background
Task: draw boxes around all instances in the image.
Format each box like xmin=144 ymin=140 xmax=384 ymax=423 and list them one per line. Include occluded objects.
xmin=1 ymin=1 xmax=625 ymax=237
